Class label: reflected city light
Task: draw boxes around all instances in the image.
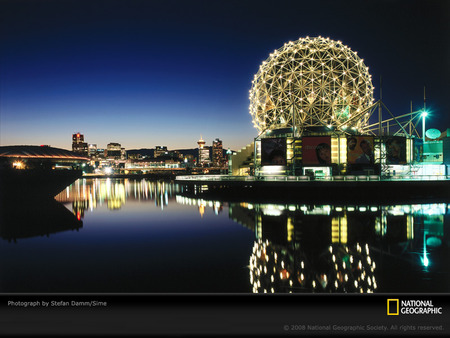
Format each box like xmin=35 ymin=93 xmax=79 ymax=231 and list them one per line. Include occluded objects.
xmin=56 ymin=179 xmax=449 ymax=293
xmin=55 ymin=178 xmax=181 ymax=218
xmin=176 ymin=195 xmax=224 ymax=216
xmin=249 ymin=239 xmax=377 ymax=294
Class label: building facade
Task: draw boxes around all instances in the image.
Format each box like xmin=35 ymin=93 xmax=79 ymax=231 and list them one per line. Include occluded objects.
xmin=212 ymin=138 xmax=224 ymax=167
xmin=154 ymin=146 xmax=168 ymax=158
xmin=197 ymin=136 xmax=210 ymax=166
xmin=106 ymin=143 xmax=123 ymax=160
xmin=72 ymin=133 xmax=88 ymax=156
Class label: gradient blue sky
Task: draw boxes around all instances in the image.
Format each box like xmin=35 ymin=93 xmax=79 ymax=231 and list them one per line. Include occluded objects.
xmin=1 ymin=0 xmax=449 ymax=151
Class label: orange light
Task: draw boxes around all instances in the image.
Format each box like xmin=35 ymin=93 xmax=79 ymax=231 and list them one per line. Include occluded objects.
xmin=13 ymin=161 xmax=25 ymax=169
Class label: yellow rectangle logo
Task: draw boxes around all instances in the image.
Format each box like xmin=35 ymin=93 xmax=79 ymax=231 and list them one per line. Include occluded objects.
xmin=387 ymin=299 xmax=399 ymax=315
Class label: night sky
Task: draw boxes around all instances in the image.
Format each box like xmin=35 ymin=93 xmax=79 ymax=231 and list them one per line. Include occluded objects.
xmin=1 ymin=0 xmax=449 ymax=151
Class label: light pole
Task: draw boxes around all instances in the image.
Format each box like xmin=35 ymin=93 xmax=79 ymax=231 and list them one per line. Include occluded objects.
xmin=422 ymin=110 xmax=428 ymax=143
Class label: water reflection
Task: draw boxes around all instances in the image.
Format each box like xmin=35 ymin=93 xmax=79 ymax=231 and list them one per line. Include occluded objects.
xmin=1 ymin=179 xmax=253 ymax=293
xmin=50 ymin=179 xmax=450 ymax=293
xmin=0 ymin=198 xmax=82 ymax=242
xmin=249 ymin=240 xmax=376 ymax=293
xmin=177 ymin=195 xmax=449 ymax=293
xmin=55 ymin=178 xmax=180 ymax=219
xmin=176 ymin=196 xmax=224 ymax=217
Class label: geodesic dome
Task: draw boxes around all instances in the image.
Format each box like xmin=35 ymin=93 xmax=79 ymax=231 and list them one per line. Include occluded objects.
xmin=249 ymin=36 xmax=375 ymax=135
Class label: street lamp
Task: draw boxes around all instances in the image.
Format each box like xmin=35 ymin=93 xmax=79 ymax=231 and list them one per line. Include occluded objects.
xmin=421 ymin=110 xmax=428 ymax=143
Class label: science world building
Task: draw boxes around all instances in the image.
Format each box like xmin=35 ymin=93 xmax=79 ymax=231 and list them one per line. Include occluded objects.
xmin=232 ymin=36 xmax=448 ymax=179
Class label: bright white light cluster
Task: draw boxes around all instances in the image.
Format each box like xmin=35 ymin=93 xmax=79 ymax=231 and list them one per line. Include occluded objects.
xmin=249 ymin=239 xmax=377 ymax=294
xmin=249 ymin=36 xmax=374 ymax=134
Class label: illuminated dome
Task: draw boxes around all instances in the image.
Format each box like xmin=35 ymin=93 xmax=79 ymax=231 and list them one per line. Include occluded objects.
xmin=249 ymin=36 xmax=374 ymax=135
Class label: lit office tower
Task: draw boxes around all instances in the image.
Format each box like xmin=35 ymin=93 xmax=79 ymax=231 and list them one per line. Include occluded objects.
xmin=106 ymin=143 xmax=122 ymax=160
xmin=197 ymin=136 xmax=210 ymax=166
xmin=212 ymin=138 xmax=223 ymax=167
xmin=72 ymin=132 xmax=88 ymax=156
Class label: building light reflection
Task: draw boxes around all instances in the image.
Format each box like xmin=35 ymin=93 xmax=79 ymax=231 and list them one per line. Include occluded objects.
xmin=55 ymin=178 xmax=180 ymax=217
xmin=249 ymin=239 xmax=377 ymax=294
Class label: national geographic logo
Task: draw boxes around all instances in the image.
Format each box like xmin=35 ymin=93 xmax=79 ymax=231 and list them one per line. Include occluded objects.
xmin=387 ymin=299 xmax=442 ymax=315
xmin=387 ymin=299 xmax=399 ymax=315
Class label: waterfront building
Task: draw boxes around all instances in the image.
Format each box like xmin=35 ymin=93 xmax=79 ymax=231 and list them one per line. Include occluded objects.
xmin=0 ymin=145 xmax=89 ymax=170
xmin=72 ymin=132 xmax=88 ymax=156
xmin=226 ymin=36 xmax=448 ymax=179
xmin=197 ymin=136 xmax=210 ymax=166
xmin=125 ymin=158 xmax=182 ymax=174
xmin=0 ymin=145 xmax=89 ymax=200
xmin=212 ymin=138 xmax=224 ymax=167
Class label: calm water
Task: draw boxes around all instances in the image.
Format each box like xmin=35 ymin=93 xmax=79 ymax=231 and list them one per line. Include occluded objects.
xmin=0 ymin=178 xmax=449 ymax=293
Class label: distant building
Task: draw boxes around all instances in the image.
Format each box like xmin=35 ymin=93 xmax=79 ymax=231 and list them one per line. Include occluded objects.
xmin=154 ymin=146 xmax=168 ymax=158
xmin=125 ymin=158 xmax=181 ymax=171
xmin=197 ymin=136 xmax=210 ymax=166
xmin=72 ymin=132 xmax=88 ymax=156
xmin=97 ymin=148 xmax=105 ymax=159
xmin=212 ymin=138 xmax=224 ymax=167
xmin=88 ymin=144 xmax=97 ymax=158
xmin=183 ymin=154 xmax=195 ymax=167
xmin=128 ymin=153 xmax=142 ymax=160
xmin=106 ymin=143 xmax=122 ymax=160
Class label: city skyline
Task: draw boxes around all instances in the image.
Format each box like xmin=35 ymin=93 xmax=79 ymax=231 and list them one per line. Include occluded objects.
xmin=72 ymin=131 xmax=222 ymax=152
xmin=1 ymin=0 xmax=449 ymax=151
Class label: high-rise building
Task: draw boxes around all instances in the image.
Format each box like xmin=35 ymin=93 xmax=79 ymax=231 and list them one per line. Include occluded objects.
xmin=106 ymin=143 xmax=122 ymax=160
xmin=72 ymin=132 xmax=88 ymax=156
xmin=197 ymin=136 xmax=210 ymax=166
xmin=212 ymin=138 xmax=223 ymax=167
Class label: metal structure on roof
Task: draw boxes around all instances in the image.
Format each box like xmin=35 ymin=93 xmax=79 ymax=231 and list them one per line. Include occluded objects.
xmin=0 ymin=145 xmax=89 ymax=161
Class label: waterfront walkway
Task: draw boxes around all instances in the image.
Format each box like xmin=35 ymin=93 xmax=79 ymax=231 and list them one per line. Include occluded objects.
xmin=175 ymin=174 xmax=450 ymax=203
xmin=176 ymin=174 xmax=450 ymax=183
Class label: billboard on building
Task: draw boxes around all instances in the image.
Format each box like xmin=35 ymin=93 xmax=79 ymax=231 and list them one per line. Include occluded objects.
xmin=302 ymin=137 xmax=331 ymax=165
xmin=261 ymin=138 xmax=287 ymax=166
xmin=347 ymin=136 xmax=374 ymax=164
xmin=385 ymin=137 xmax=407 ymax=164
xmin=413 ymin=139 xmax=423 ymax=163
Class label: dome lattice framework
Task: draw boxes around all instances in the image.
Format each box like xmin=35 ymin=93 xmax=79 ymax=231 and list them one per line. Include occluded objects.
xmin=249 ymin=36 xmax=375 ymax=135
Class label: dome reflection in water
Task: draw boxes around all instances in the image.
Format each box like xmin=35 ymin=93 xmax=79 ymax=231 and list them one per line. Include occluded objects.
xmin=4 ymin=179 xmax=440 ymax=293
xmin=250 ymin=240 xmax=376 ymax=293
xmin=221 ymin=201 xmax=447 ymax=294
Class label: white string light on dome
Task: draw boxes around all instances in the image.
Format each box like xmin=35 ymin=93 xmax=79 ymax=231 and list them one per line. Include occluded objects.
xmin=249 ymin=36 xmax=374 ymax=135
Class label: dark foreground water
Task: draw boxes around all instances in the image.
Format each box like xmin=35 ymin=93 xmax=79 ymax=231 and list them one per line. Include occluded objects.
xmin=0 ymin=178 xmax=449 ymax=293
